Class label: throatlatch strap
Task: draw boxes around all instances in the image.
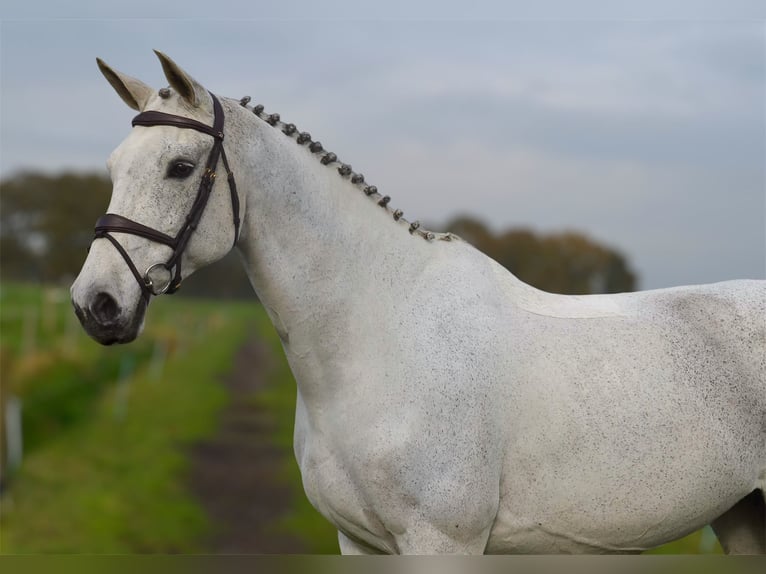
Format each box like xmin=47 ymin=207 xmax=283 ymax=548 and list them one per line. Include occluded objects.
xmin=220 ymin=148 xmax=240 ymax=246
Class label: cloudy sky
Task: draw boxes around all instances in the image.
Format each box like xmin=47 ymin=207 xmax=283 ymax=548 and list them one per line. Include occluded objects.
xmin=1 ymin=2 xmax=764 ymax=290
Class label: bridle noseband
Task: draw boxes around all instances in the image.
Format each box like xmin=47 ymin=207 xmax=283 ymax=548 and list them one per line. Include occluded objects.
xmin=93 ymin=92 xmax=240 ymax=301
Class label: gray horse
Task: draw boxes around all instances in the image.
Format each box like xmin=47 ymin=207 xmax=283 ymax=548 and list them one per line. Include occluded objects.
xmin=72 ymin=51 xmax=765 ymax=554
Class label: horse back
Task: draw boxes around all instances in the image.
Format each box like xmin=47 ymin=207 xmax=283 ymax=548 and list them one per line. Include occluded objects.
xmin=648 ymin=279 xmax=766 ymax=399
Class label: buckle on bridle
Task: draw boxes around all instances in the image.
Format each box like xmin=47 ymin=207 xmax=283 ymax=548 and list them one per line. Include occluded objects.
xmin=143 ymin=262 xmax=174 ymax=296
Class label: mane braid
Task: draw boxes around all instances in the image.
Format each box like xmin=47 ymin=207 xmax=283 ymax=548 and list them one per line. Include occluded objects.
xmin=236 ymin=96 xmax=455 ymax=243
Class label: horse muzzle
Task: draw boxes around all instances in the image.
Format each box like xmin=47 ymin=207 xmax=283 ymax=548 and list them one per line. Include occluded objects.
xmin=71 ymin=288 xmax=147 ymax=345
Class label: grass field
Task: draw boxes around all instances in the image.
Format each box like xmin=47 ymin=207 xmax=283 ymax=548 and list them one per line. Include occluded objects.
xmin=0 ymin=282 xmax=263 ymax=552
xmin=0 ymin=282 xmax=721 ymax=554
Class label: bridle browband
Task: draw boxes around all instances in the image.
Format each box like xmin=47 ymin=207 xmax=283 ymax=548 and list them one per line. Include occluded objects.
xmin=93 ymin=92 xmax=240 ymax=301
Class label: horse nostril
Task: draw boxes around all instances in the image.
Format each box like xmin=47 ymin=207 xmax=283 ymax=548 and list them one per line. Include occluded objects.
xmin=91 ymin=292 xmax=121 ymax=325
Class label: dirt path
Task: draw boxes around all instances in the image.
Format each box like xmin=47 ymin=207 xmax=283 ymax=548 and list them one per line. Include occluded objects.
xmin=186 ymin=336 xmax=306 ymax=553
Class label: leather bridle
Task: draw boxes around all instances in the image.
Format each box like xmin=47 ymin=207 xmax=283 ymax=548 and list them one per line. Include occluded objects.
xmin=93 ymin=92 xmax=240 ymax=301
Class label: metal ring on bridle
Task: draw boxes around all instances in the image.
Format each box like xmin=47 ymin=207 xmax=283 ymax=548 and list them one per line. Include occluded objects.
xmin=143 ymin=263 xmax=174 ymax=296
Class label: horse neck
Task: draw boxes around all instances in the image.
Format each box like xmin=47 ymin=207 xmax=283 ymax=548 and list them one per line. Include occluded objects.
xmin=228 ymin=102 xmax=435 ymax=339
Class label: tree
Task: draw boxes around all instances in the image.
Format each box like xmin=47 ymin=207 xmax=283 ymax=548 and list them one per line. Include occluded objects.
xmin=1 ymin=172 xmax=111 ymax=283
xmin=444 ymin=216 xmax=637 ymax=294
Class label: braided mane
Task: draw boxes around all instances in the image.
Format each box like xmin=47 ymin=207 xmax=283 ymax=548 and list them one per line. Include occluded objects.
xmin=234 ymin=95 xmax=454 ymax=243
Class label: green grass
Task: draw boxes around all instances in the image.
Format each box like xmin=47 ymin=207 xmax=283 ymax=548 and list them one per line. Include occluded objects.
xmin=646 ymin=527 xmax=722 ymax=555
xmin=0 ymin=282 xmax=259 ymax=553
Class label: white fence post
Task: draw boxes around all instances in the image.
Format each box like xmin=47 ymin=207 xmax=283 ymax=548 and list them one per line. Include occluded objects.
xmin=5 ymin=395 xmax=23 ymax=472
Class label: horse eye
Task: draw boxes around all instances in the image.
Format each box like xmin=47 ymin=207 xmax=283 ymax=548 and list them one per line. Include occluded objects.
xmin=168 ymin=161 xmax=195 ymax=179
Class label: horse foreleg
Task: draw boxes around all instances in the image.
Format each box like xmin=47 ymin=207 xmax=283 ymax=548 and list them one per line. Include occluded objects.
xmin=711 ymin=489 xmax=765 ymax=554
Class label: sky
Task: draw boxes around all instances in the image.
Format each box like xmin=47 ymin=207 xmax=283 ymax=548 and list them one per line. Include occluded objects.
xmin=1 ymin=2 xmax=764 ymax=290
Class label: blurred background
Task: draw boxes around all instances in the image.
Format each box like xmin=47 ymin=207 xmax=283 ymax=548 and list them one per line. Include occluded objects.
xmin=1 ymin=2 xmax=763 ymax=555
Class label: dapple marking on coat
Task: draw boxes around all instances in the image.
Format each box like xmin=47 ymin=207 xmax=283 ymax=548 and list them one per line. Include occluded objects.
xmin=71 ymin=51 xmax=766 ymax=555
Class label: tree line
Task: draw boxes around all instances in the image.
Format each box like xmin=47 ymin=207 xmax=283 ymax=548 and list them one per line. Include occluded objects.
xmin=1 ymin=172 xmax=636 ymax=297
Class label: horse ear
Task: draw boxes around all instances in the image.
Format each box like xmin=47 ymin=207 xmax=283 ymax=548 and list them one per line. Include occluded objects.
xmin=96 ymin=58 xmax=154 ymax=111
xmin=153 ymin=50 xmax=208 ymax=109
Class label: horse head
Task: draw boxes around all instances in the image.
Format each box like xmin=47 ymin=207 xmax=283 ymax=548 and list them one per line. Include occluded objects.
xmin=71 ymin=51 xmax=243 ymax=344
